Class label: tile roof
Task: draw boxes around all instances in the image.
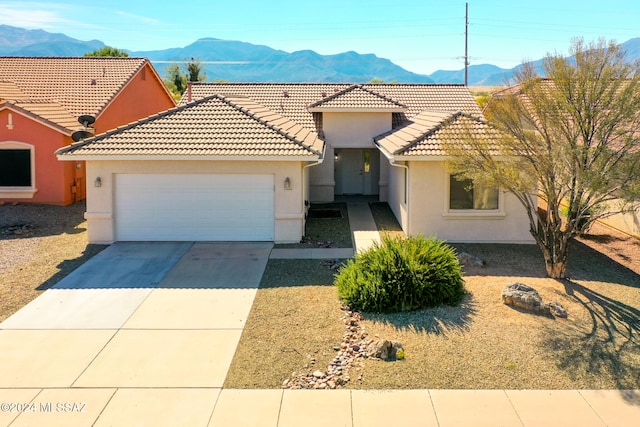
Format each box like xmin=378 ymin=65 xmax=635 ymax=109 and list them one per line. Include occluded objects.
xmin=0 ymin=57 xmax=149 ymax=130
xmin=56 ymin=95 xmax=323 ymax=158
xmin=0 ymin=81 xmax=27 ymax=101
xmin=307 ymin=84 xmax=407 ymax=111
xmin=375 ymin=110 xmax=502 ymax=157
xmin=183 ymin=83 xmax=482 ymax=131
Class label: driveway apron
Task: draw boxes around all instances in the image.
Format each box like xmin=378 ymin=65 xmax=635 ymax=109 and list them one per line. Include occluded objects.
xmin=0 ymin=241 xmax=271 ymax=426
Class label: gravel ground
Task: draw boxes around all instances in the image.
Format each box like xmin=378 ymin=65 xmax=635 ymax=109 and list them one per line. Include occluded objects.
xmin=227 ymin=205 xmax=640 ymax=390
xmin=0 ymin=202 xmax=106 ymax=322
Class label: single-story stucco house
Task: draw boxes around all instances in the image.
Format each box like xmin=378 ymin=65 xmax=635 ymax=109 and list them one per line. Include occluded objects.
xmin=0 ymin=57 xmax=176 ymax=205
xmin=56 ymin=83 xmax=533 ymax=244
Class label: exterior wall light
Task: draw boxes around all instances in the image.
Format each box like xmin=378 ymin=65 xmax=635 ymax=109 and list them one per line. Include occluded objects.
xmin=95 ymin=177 xmax=102 ymax=188
xmin=284 ymin=177 xmax=291 ymax=190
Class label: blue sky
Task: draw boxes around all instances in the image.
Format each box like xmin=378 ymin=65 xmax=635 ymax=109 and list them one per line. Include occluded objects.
xmin=1 ymin=0 xmax=638 ymax=74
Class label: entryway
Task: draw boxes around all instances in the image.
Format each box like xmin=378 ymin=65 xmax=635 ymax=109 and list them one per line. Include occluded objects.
xmin=334 ymin=148 xmax=380 ymax=196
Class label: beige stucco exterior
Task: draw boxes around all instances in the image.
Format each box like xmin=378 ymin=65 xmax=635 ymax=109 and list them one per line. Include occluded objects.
xmin=387 ymin=159 xmax=534 ymax=243
xmin=83 ymin=159 xmax=309 ymax=244
xmin=67 ymin=101 xmax=538 ymax=245
xmin=596 ymin=202 xmax=640 ymax=238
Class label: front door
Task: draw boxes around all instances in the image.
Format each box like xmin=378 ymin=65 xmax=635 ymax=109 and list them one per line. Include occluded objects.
xmin=341 ymin=149 xmax=364 ymax=194
xmin=335 ymin=148 xmax=380 ymax=196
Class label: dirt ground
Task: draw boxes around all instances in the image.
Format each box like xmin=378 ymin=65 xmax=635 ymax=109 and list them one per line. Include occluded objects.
xmin=226 ymin=215 xmax=640 ymax=390
xmin=0 ymin=202 xmax=106 ymax=322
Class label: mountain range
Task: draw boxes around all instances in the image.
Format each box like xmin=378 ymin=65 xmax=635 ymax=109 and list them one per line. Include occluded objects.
xmin=1 ymin=24 xmax=639 ymax=86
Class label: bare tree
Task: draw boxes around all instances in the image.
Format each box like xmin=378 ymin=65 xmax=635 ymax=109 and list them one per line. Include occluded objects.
xmin=447 ymin=38 xmax=640 ymax=278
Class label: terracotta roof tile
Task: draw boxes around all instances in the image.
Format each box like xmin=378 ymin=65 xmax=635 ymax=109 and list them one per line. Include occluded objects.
xmin=0 ymin=100 xmax=76 ymax=134
xmin=12 ymin=100 xmax=80 ymax=130
xmin=183 ymin=83 xmax=482 ymax=130
xmin=0 ymin=81 xmax=27 ymax=101
xmin=0 ymin=56 xmax=148 ymax=129
xmin=307 ymin=84 xmax=407 ymax=111
xmin=56 ymin=95 xmax=323 ymax=158
xmin=375 ymin=110 xmax=502 ymax=157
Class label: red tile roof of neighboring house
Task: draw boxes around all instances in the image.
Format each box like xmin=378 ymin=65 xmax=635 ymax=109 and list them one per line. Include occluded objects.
xmin=0 ymin=81 xmax=27 ymax=101
xmin=56 ymin=95 xmax=323 ymax=158
xmin=375 ymin=110 xmax=502 ymax=157
xmin=0 ymin=57 xmax=152 ymax=131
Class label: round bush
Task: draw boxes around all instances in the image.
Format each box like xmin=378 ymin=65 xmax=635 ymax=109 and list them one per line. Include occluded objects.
xmin=335 ymin=235 xmax=465 ymax=313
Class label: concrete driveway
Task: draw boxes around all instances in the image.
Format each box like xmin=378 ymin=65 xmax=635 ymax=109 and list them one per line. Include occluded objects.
xmin=0 ymin=242 xmax=272 ymax=426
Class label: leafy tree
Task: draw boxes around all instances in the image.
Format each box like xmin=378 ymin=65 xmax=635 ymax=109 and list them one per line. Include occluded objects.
xmin=163 ymin=63 xmax=188 ymax=100
xmin=85 ymin=46 xmax=129 ymax=57
xmin=185 ymin=57 xmax=207 ymax=83
xmin=446 ymin=38 xmax=640 ymax=278
xmin=162 ymin=58 xmax=207 ymax=99
xmin=368 ymin=78 xmax=397 ymax=84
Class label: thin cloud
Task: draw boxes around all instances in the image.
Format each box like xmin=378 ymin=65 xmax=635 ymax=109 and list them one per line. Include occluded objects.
xmin=115 ymin=11 xmax=161 ymax=26
xmin=0 ymin=2 xmax=76 ymax=29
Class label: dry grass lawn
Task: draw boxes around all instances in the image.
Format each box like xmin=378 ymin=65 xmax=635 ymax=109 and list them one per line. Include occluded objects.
xmin=226 ymin=205 xmax=640 ymax=390
xmin=0 ymin=202 xmax=106 ymax=322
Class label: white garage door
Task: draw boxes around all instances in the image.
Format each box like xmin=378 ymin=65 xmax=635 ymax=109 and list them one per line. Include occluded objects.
xmin=115 ymin=174 xmax=274 ymax=241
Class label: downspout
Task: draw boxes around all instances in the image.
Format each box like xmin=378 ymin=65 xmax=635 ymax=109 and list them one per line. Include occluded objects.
xmin=374 ymin=138 xmax=410 ymax=235
xmin=301 ymin=143 xmax=326 ymax=234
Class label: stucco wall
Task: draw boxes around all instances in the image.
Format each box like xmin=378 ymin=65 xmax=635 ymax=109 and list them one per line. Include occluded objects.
xmin=404 ymin=161 xmax=534 ymax=243
xmin=84 ymin=160 xmax=305 ymax=244
xmin=95 ymin=63 xmax=175 ymax=134
xmin=386 ymin=160 xmax=409 ymax=232
xmin=597 ymin=202 xmax=640 ymax=238
xmin=0 ymin=109 xmax=81 ymax=205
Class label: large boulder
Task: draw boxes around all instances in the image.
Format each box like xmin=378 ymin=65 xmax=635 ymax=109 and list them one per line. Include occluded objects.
xmin=501 ymin=282 xmax=567 ymax=319
xmin=502 ymin=282 xmax=549 ymax=314
xmin=365 ymin=340 xmax=404 ymax=361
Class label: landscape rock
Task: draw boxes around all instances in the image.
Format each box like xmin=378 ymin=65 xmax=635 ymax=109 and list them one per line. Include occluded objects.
xmin=458 ymin=252 xmax=485 ymax=267
xmin=501 ymin=282 xmax=568 ymax=318
xmin=502 ymin=282 xmax=549 ymax=314
xmin=548 ymin=301 xmax=568 ymax=318
xmin=283 ymin=304 xmax=404 ymax=390
xmin=365 ymin=339 xmax=404 ymax=361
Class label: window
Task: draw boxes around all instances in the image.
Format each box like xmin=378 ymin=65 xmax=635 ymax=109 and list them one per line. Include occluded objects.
xmin=0 ymin=142 xmax=36 ymax=198
xmin=449 ymin=175 xmax=498 ymax=210
xmin=0 ymin=149 xmax=31 ymax=186
xmin=363 ymin=150 xmax=371 ymax=173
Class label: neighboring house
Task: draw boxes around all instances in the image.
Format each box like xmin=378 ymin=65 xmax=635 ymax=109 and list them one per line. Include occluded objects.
xmin=0 ymin=57 xmax=175 ymax=205
xmin=56 ymin=83 xmax=533 ymax=244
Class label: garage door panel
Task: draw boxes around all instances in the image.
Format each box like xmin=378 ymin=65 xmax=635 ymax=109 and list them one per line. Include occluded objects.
xmin=115 ymin=174 xmax=275 ymax=241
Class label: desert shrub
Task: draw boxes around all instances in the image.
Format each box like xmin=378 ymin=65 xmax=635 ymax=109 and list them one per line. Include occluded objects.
xmin=335 ymin=235 xmax=465 ymax=313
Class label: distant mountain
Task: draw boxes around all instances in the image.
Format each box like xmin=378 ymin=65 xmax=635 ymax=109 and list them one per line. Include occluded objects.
xmin=0 ymin=24 xmax=104 ymax=56
xmin=1 ymin=25 xmax=639 ymax=85
xmin=0 ymin=26 xmax=432 ymax=83
xmin=435 ymin=38 xmax=640 ymax=85
xmin=136 ymin=38 xmax=434 ymax=83
xmin=429 ymin=64 xmax=513 ymax=86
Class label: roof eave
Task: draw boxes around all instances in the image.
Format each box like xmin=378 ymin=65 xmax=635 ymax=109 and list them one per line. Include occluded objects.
xmin=0 ymin=103 xmax=74 ymax=135
xmin=56 ymin=154 xmax=322 ymax=162
xmin=307 ymin=107 xmax=406 ymax=113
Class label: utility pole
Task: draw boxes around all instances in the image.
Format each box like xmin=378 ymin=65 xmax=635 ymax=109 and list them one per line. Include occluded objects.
xmin=464 ymin=2 xmax=469 ymax=86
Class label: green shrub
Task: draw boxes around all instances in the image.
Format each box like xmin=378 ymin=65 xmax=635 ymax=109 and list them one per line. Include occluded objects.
xmin=335 ymin=235 xmax=465 ymax=313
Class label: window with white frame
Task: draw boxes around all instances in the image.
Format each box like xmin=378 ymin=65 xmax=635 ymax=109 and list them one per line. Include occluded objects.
xmin=0 ymin=142 xmax=36 ymax=197
xmin=449 ymin=174 xmax=499 ymax=210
